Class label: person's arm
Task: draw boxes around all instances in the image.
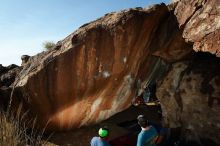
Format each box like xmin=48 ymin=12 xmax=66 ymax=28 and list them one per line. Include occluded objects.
xmin=155 ymin=128 xmax=168 ymax=144
xmin=137 ymin=134 xmax=143 ymax=146
xmin=155 ymin=135 xmax=163 ymax=144
xmin=146 ymin=127 xmax=159 ymax=145
xmin=144 ymin=135 xmax=158 ymax=146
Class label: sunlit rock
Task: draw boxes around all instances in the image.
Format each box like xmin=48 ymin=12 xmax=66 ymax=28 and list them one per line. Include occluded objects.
xmin=14 ymin=4 xmax=183 ymax=130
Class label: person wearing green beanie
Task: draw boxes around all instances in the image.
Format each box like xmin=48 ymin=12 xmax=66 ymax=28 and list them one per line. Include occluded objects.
xmin=90 ymin=127 xmax=111 ymax=146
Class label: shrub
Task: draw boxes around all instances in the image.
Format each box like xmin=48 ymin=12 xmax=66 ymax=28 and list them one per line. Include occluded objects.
xmin=43 ymin=41 xmax=56 ymax=51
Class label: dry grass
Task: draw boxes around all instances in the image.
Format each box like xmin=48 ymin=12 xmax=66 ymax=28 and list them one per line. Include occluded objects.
xmin=0 ymin=110 xmax=52 ymax=146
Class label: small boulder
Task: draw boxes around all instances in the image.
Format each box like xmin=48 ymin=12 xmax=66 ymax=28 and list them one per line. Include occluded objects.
xmin=21 ymin=55 xmax=30 ymax=66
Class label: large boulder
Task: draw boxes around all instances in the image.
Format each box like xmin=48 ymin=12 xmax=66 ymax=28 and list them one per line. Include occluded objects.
xmin=14 ymin=4 xmax=190 ymax=130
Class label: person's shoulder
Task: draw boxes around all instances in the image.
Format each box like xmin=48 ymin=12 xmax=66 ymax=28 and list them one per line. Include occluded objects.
xmin=91 ymin=136 xmax=99 ymax=142
xmin=138 ymin=130 xmax=145 ymax=138
xmin=149 ymin=125 xmax=157 ymax=130
xmin=92 ymin=136 xmax=98 ymax=139
xmin=150 ymin=126 xmax=159 ymax=136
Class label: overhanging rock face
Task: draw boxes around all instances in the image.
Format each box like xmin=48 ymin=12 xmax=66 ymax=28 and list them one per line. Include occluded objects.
xmin=14 ymin=4 xmax=191 ymax=130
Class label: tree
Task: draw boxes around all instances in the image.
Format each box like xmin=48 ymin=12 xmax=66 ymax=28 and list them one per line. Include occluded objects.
xmin=43 ymin=41 xmax=56 ymax=50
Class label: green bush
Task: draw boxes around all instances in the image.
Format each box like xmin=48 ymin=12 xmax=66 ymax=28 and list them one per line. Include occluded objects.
xmin=43 ymin=41 xmax=56 ymax=51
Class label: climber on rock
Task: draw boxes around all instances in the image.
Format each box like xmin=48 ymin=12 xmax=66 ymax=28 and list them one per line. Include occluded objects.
xmin=90 ymin=127 xmax=111 ymax=146
xmin=136 ymin=115 xmax=158 ymax=146
xmin=132 ymin=95 xmax=145 ymax=106
xmin=132 ymin=87 xmax=151 ymax=106
xmin=132 ymin=84 xmax=160 ymax=106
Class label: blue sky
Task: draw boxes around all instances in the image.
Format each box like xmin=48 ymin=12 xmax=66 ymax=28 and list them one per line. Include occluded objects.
xmin=0 ymin=0 xmax=170 ymax=66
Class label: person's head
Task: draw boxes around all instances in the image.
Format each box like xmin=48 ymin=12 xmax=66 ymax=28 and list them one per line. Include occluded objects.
xmin=137 ymin=115 xmax=149 ymax=128
xmin=98 ymin=127 xmax=109 ymax=139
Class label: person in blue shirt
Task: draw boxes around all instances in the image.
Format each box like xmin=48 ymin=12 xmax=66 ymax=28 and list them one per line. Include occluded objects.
xmin=137 ymin=115 xmax=158 ymax=146
xmin=90 ymin=127 xmax=111 ymax=146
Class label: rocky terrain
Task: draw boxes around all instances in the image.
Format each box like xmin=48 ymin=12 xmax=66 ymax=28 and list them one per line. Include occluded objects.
xmin=1 ymin=0 xmax=220 ymax=144
xmin=0 ymin=64 xmax=21 ymax=110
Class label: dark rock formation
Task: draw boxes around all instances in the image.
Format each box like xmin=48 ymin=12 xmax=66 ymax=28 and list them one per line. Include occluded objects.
xmin=157 ymin=52 xmax=220 ymax=143
xmin=0 ymin=64 xmax=21 ymax=110
xmin=0 ymin=64 xmax=21 ymax=87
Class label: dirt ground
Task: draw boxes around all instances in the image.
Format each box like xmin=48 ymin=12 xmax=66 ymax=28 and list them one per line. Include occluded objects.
xmin=46 ymin=105 xmax=162 ymax=146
